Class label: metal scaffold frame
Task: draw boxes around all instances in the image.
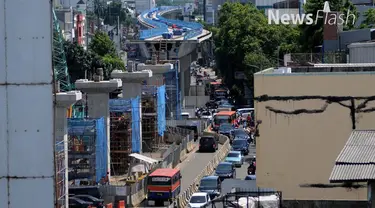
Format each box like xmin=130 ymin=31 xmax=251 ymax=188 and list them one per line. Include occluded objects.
xmin=55 ymin=141 xmax=66 ymax=208
xmin=67 ymin=118 xmax=107 ymax=184
xmin=52 ymin=8 xmax=71 ymax=92
xmin=142 ymin=85 xmax=161 ymax=152
xmin=109 ymin=98 xmax=141 ymax=175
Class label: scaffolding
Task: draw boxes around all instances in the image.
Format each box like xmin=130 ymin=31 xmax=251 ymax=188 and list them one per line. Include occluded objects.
xmin=55 ymin=141 xmax=66 ymax=208
xmin=164 ymin=63 xmax=180 ymax=119
xmin=109 ymin=98 xmax=140 ymax=175
xmin=67 ymin=118 xmax=107 ymax=184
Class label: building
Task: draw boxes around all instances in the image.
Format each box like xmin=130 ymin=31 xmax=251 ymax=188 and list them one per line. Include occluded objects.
xmin=135 ymin=0 xmax=156 ymax=15
xmin=74 ymin=13 xmax=86 ymax=47
xmin=329 ymin=130 xmax=375 ymax=207
xmin=253 ymin=64 xmax=375 ymax=206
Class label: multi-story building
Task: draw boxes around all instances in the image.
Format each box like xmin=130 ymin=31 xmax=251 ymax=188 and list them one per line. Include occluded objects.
xmin=135 ymin=0 xmax=155 ymax=15
xmin=253 ymin=64 xmax=375 ymax=207
xmin=74 ymin=13 xmax=86 ymax=47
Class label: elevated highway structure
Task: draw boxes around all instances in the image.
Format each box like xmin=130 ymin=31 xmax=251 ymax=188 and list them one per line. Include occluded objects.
xmin=133 ymin=6 xmax=212 ymax=109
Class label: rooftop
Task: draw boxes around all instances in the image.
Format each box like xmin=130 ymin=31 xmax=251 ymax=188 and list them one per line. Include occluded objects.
xmin=329 ymin=130 xmax=375 ymax=182
xmin=255 ymin=63 xmax=375 ymax=75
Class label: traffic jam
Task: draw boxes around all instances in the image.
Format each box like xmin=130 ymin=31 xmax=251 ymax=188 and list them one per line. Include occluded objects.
xmin=146 ymin=76 xmax=257 ymax=207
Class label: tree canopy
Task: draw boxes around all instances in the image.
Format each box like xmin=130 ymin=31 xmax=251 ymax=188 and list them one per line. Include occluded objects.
xmin=64 ymin=31 xmax=125 ymax=82
xmin=213 ymin=2 xmax=300 ymax=102
xmin=360 ymin=8 xmax=375 ymax=28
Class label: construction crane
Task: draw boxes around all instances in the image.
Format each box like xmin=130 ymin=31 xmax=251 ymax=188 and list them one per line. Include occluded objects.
xmin=52 ymin=8 xmax=71 ymax=92
xmin=53 ymin=8 xmax=86 ymax=118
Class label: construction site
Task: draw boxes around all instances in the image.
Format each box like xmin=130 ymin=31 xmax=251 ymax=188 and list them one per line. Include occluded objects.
xmin=67 ymin=118 xmax=107 ymax=185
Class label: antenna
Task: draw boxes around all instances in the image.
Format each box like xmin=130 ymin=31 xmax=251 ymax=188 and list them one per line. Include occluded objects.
xmin=323 ymin=1 xmax=331 ymax=12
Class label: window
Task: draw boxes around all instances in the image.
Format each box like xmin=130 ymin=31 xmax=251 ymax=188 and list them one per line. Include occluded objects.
xmin=148 ymin=176 xmax=172 ymax=186
xmin=190 ymin=195 xmax=207 ymax=203
xmin=78 ymin=27 xmax=82 ymax=37
xmin=200 ymin=179 xmax=217 ymax=188
xmin=232 ymin=140 xmax=247 ymax=146
xmin=227 ymin=152 xmax=240 ymax=158
xmin=216 ymin=164 xmax=232 ymax=171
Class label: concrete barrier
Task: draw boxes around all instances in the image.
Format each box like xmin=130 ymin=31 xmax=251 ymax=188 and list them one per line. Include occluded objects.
xmin=176 ymin=130 xmax=230 ymax=207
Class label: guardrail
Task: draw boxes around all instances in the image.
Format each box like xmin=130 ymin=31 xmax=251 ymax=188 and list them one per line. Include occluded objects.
xmin=176 ymin=131 xmax=230 ymax=207
xmin=138 ymin=6 xmax=204 ymax=40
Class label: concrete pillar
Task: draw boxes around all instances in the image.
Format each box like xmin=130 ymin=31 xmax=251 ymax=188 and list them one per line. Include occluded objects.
xmin=75 ymin=79 xmax=122 ymax=179
xmin=55 ymin=91 xmax=82 ymax=208
xmin=111 ymin=70 xmax=153 ymax=153
xmin=137 ymin=63 xmax=173 ymax=86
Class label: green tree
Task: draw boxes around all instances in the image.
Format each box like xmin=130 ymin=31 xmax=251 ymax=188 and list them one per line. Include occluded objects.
xmin=360 ymin=8 xmax=375 ymax=28
xmin=299 ymin=0 xmax=357 ymax=51
xmin=104 ymin=1 xmax=131 ymax=26
xmin=213 ymin=2 xmax=299 ymax=104
xmin=89 ymin=31 xmax=117 ymax=57
xmin=63 ymin=40 xmax=94 ymax=82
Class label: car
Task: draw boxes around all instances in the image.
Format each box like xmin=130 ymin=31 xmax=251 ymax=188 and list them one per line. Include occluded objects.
xmin=197 ymin=176 xmax=221 ymax=199
xmin=200 ymin=111 xmax=212 ymax=120
xmin=188 ymin=192 xmax=211 ymax=208
xmin=224 ymin=151 xmax=243 ymax=167
xmin=231 ymin=139 xmax=249 ymax=155
xmin=69 ymin=197 xmax=93 ymax=208
xmin=231 ymin=129 xmax=251 ymax=143
xmin=214 ymin=162 xmax=236 ymax=180
xmin=199 ymin=136 xmax=218 ymax=152
xmin=71 ymin=195 xmax=105 ymax=208
xmin=245 ymin=175 xmax=256 ymax=180
xmin=218 ymin=123 xmax=234 ymax=139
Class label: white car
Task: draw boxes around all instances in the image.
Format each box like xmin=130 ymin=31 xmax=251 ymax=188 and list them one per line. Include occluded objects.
xmin=188 ymin=192 xmax=211 ymax=208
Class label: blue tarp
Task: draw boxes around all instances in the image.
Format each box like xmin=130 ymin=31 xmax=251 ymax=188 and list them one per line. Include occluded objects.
xmin=157 ymin=85 xmax=166 ymax=136
xmin=95 ymin=117 xmax=107 ymax=182
xmin=109 ymin=98 xmax=141 ymax=153
xmin=131 ymin=97 xmax=141 ymax=153
xmin=109 ymin=99 xmax=132 ymax=112
xmin=67 ymin=118 xmax=107 ymax=183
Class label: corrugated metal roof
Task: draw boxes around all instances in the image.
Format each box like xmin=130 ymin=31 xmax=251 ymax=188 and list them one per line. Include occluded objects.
xmin=314 ymin=63 xmax=375 ymax=67
xmin=329 ymin=164 xmax=375 ymax=182
xmin=336 ymin=130 xmax=375 ymax=163
xmin=330 ymin=130 xmax=375 ymax=182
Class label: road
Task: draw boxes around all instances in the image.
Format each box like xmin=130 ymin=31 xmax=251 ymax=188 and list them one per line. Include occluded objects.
xmin=236 ymin=143 xmax=256 ymax=180
xmin=139 ymin=143 xmax=221 ymax=207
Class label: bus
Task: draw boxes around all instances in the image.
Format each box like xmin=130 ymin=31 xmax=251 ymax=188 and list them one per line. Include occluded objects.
xmin=147 ymin=168 xmax=182 ymax=206
xmin=213 ymin=111 xmax=236 ymax=131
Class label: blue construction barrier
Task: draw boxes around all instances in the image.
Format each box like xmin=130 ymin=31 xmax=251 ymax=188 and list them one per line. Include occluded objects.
xmin=157 ymin=85 xmax=166 ymax=136
xmin=109 ymin=98 xmax=141 ymax=153
xmin=67 ymin=118 xmax=107 ymax=183
xmin=131 ymin=96 xmax=141 ymax=153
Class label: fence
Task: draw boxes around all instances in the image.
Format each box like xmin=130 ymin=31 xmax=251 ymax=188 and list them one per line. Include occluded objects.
xmin=202 ymin=191 xmax=282 ymax=208
xmin=67 ymin=118 xmax=107 ymax=183
xmin=109 ymin=97 xmax=140 ymax=175
xmin=99 ymin=126 xmax=194 ymax=206
xmin=288 ymin=52 xmax=346 ymax=64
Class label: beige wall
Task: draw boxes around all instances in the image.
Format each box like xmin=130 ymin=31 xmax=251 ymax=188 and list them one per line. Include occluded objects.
xmin=254 ymin=72 xmax=375 ymax=200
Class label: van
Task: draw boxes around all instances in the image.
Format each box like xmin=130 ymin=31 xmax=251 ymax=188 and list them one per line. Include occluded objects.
xmin=199 ymin=136 xmax=218 ymax=152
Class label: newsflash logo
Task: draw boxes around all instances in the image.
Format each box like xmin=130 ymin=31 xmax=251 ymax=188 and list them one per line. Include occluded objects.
xmin=268 ymin=1 xmax=356 ymax=25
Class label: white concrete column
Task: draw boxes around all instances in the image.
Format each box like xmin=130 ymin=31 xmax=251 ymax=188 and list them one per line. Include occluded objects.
xmin=75 ymin=79 xmax=122 ymax=180
xmin=137 ymin=63 xmax=173 ymax=86
xmin=55 ymin=91 xmax=82 ymax=208
xmin=111 ymin=70 xmax=153 ymax=153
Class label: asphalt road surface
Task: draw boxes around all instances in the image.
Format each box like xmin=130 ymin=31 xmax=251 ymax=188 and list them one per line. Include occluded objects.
xmin=139 ymin=144 xmax=221 ymax=207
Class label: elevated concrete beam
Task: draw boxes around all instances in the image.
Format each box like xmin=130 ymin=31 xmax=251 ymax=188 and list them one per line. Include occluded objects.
xmin=137 ymin=63 xmax=174 ymax=74
xmin=55 ymin=91 xmax=82 ymax=207
xmin=75 ymin=79 xmax=122 ymax=179
xmin=111 ymin=70 xmax=153 ymax=99
xmin=111 ymin=70 xmax=153 ymax=153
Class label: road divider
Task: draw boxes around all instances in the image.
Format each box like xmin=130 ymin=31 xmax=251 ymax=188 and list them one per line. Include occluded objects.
xmin=176 ymin=132 xmax=230 ymax=207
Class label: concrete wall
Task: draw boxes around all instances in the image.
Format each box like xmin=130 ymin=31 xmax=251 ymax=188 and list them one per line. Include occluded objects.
xmin=253 ymin=72 xmax=375 ymax=200
xmin=189 ymin=85 xmax=206 ymax=96
xmin=184 ymin=96 xmax=210 ymax=108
